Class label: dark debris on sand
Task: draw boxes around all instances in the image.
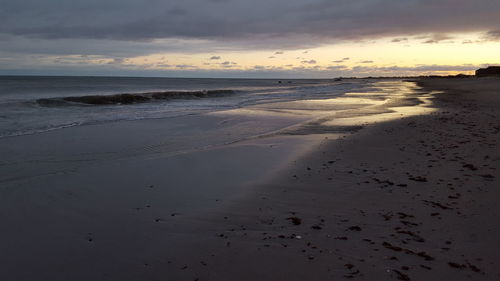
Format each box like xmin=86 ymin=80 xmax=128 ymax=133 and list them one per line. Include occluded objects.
xmin=286 ymin=217 xmax=302 ymax=225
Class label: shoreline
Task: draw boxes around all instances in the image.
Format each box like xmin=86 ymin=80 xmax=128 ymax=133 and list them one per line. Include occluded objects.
xmin=1 ymin=78 xmax=499 ymax=280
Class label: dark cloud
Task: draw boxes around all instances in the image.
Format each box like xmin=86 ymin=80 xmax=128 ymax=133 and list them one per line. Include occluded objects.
xmin=332 ymin=57 xmax=350 ymax=63
xmin=301 ymin=59 xmax=317 ymax=64
xmin=359 ymin=60 xmax=374 ymax=64
xmin=156 ymin=63 xmax=172 ymax=67
xmin=484 ymin=30 xmax=500 ymax=41
xmin=220 ymin=61 xmax=237 ymax=66
xmin=175 ymin=64 xmax=196 ymax=69
xmin=252 ymin=65 xmax=266 ymax=70
xmin=275 ymin=51 xmax=284 ymax=55
xmin=1 ymin=0 xmax=499 ymax=44
xmin=107 ymin=58 xmax=125 ymax=64
xmin=421 ymin=33 xmax=454 ymax=44
xmin=327 ymin=65 xmax=348 ymax=70
xmin=210 ymin=56 xmax=221 ymax=60
xmin=391 ymin=37 xmax=408 ymax=43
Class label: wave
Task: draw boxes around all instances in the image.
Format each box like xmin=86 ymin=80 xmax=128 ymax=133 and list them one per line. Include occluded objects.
xmin=36 ymin=89 xmax=236 ymax=106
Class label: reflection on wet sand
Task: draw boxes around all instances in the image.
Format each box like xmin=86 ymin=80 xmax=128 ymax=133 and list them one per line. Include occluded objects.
xmin=211 ymin=80 xmax=437 ymax=137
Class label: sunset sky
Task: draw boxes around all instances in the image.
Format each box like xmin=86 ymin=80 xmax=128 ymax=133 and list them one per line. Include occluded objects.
xmin=1 ymin=0 xmax=499 ymax=78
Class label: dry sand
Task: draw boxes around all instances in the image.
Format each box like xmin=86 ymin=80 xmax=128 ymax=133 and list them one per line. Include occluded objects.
xmin=1 ymin=78 xmax=498 ymax=281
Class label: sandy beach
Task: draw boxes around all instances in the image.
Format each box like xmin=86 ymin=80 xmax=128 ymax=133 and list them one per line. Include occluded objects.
xmin=153 ymin=77 xmax=500 ymax=281
xmin=1 ymin=78 xmax=499 ymax=281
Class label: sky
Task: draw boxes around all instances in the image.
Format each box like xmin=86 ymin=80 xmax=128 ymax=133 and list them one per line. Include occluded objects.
xmin=1 ymin=0 xmax=499 ymax=78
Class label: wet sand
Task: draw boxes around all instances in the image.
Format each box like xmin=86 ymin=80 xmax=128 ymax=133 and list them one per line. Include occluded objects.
xmin=1 ymin=78 xmax=498 ymax=280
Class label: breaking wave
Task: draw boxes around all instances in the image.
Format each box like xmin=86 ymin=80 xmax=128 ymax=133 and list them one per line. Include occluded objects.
xmin=37 ymin=89 xmax=236 ymax=106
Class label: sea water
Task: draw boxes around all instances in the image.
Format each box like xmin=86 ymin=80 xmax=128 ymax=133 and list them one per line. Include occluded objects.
xmin=0 ymin=76 xmax=369 ymax=138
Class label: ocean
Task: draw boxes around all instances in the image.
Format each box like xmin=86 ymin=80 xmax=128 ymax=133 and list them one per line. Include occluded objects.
xmin=0 ymin=76 xmax=370 ymax=138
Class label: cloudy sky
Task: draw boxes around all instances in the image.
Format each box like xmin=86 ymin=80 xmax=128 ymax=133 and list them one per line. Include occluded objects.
xmin=1 ymin=0 xmax=499 ymax=78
